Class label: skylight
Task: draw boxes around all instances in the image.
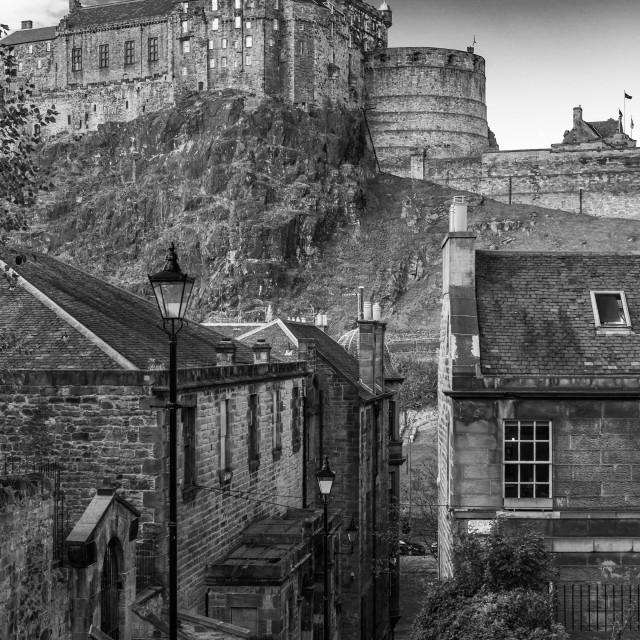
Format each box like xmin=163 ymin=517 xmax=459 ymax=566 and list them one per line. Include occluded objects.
xmin=590 ymin=291 xmax=631 ymax=329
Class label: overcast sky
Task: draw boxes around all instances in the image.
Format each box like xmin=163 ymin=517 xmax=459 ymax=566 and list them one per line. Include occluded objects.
xmin=2 ymin=0 xmax=639 ymax=150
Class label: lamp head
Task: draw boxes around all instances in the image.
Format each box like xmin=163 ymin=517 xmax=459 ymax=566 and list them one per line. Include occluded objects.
xmin=148 ymin=243 xmax=195 ymax=320
xmin=346 ymin=517 xmax=359 ymax=544
xmin=315 ymin=456 xmax=336 ymax=496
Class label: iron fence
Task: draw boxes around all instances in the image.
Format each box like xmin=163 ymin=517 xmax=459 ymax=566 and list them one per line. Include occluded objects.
xmin=553 ymin=583 xmax=640 ymax=633
xmin=136 ymin=539 xmax=158 ymax=591
xmin=1 ymin=454 xmax=67 ymax=565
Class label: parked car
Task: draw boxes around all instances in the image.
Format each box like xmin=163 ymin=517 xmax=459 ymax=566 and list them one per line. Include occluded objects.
xmin=398 ymin=539 xmax=426 ymax=556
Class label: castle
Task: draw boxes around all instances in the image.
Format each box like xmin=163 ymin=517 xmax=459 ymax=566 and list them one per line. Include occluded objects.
xmin=1 ymin=0 xmax=491 ymax=171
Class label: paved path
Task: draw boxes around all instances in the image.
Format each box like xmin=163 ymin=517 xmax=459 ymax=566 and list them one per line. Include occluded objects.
xmin=394 ymin=555 xmax=437 ymax=640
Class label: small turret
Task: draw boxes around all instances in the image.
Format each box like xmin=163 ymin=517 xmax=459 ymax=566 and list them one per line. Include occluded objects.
xmin=379 ymin=1 xmax=392 ymax=27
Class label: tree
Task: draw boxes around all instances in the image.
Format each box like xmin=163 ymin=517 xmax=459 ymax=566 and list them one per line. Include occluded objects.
xmin=0 ymin=24 xmax=55 ymax=231
xmin=412 ymin=520 xmax=568 ymax=640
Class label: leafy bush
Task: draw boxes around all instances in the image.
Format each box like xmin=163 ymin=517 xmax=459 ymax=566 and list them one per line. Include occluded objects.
xmin=412 ymin=520 xmax=567 ymax=640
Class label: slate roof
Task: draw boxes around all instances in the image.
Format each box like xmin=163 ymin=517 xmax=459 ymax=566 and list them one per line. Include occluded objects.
xmin=0 ymin=249 xmax=252 ymax=370
xmin=66 ymin=0 xmax=174 ymax=29
xmin=475 ymin=252 xmax=640 ymax=376
xmin=588 ymin=118 xmax=619 ymax=139
xmin=0 ymin=27 xmax=57 ymax=46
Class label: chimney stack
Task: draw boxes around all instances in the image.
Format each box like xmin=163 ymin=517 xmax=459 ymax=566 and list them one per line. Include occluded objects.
xmin=216 ymin=338 xmax=237 ymax=366
xmin=252 ymin=339 xmax=272 ymax=364
xmin=21 ymin=20 xmax=33 ymax=30
xmin=573 ymin=106 xmax=583 ymax=128
xmin=298 ymin=338 xmax=316 ymax=370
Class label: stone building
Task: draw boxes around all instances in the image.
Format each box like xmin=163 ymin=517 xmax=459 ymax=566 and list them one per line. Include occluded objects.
xmin=209 ymin=310 xmax=405 ymax=639
xmin=438 ymin=197 xmax=640 ymax=628
xmin=1 ymin=0 xmax=392 ymax=137
xmin=0 ymin=246 xmax=341 ymax=639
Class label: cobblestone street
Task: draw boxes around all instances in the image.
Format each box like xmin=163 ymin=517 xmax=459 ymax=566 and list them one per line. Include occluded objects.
xmin=394 ymin=555 xmax=437 ymax=640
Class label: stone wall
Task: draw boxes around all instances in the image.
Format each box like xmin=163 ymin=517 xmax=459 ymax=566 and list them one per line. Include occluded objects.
xmin=423 ymin=147 xmax=640 ymax=219
xmin=366 ymin=47 xmax=489 ymax=177
xmin=0 ymin=474 xmax=70 ymax=640
xmin=449 ymin=395 xmax=640 ymax=582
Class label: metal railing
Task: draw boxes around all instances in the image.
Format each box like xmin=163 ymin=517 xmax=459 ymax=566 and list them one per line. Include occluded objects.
xmin=553 ymin=583 xmax=640 ymax=633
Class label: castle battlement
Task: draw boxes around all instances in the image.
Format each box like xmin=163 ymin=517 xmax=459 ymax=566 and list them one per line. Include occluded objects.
xmin=368 ymin=46 xmax=485 ymax=74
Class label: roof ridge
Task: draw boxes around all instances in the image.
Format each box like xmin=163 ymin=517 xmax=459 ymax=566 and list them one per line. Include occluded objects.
xmin=476 ymin=250 xmax=640 ymax=257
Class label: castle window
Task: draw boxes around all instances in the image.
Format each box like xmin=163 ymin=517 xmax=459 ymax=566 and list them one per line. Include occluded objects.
xmin=208 ymin=39 xmax=214 ymax=50
xmin=46 ymin=41 xmax=51 ymax=52
xmin=245 ymin=54 xmax=251 ymax=66
xmin=504 ymin=419 xmax=552 ymax=508
xmin=275 ymin=0 xmax=279 ymax=8
xmin=182 ymin=406 xmax=197 ymax=493
xmin=235 ymin=16 xmax=241 ymax=29
xmin=212 ymin=18 xmax=219 ymax=30
xmin=235 ymin=0 xmax=242 ymax=8
xmin=221 ymin=57 xmax=227 ymax=67
xmin=71 ymin=47 xmax=82 ymax=72
xmin=181 ymin=66 xmax=187 ymax=75
xmin=245 ymin=35 xmax=252 ymax=48
xmin=28 ymin=45 xmax=33 ymax=54
xmin=93 ymin=104 xmax=96 ymax=112
xmin=291 ymin=386 xmax=301 ymax=453
xmin=245 ymin=20 xmax=251 ymax=29
xmin=182 ymin=39 xmax=191 ymax=54
xmin=209 ymin=57 xmax=216 ymax=68
xmin=234 ymin=59 xmax=238 ymax=68
xmin=37 ymin=59 xmax=42 ymax=69
xmin=34 ymin=123 xmax=41 ymax=137
xmin=181 ymin=20 xmax=189 ymax=34
xmin=124 ymin=41 xmax=135 ymax=65
xmin=234 ymin=40 xmax=239 ymax=50
xmin=99 ymin=44 xmax=109 ymax=68
xmin=591 ymin=291 xmax=631 ymax=329
xmin=219 ymin=399 xmax=231 ymax=473
xmin=67 ymin=115 xmax=71 ymax=125
xmin=181 ymin=1 xmax=189 ymax=13
xmin=221 ymin=38 xmax=228 ymax=49
xmin=298 ymin=41 xmax=305 ymax=55
xmin=273 ymin=18 xmax=279 ymax=31
xmin=148 ymin=37 xmax=158 ymax=62
xmin=212 ymin=0 xmax=218 ymax=9
xmin=272 ymin=390 xmax=282 ymax=454
xmin=248 ymin=393 xmax=259 ymax=471
xmin=125 ymin=100 xmax=129 ymax=109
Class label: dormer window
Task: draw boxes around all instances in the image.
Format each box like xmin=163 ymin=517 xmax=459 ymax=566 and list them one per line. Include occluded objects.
xmin=590 ymin=291 xmax=631 ymax=330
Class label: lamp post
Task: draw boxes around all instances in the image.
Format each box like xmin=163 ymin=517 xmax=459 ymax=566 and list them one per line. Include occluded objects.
xmin=148 ymin=244 xmax=195 ymax=640
xmin=316 ymin=456 xmax=336 ymax=640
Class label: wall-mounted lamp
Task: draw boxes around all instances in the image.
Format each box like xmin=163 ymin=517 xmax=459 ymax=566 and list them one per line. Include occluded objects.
xmin=335 ymin=517 xmax=359 ymax=556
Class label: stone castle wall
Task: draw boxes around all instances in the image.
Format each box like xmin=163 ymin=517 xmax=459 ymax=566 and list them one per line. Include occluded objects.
xmin=366 ymin=47 xmax=489 ymax=177
xmin=421 ymin=147 xmax=640 ymax=219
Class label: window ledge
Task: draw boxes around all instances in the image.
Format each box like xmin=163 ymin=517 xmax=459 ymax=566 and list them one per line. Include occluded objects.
xmin=218 ymin=469 xmax=233 ymax=484
xmin=504 ymin=498 xmax=553 ymax=510
xmin=272 ymin=447 xmax=282 ymax=461
xmin=596 ymin=327 xmax=633 ymax=336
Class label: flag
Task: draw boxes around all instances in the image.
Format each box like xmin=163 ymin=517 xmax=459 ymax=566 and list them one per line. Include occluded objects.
xmin=632 ymin=117 xmax=635 ymax=130
xmin=625 ymin=92 xmax=633 ymax=99
xmin=619 ymin=109 xmax=623 ymax=118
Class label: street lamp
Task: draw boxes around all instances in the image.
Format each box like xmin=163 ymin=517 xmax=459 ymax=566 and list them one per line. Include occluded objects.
xmin=316 ymin=456 xmax=336 ymax=640
xmin=148 ymin=244 xmax=195 ymax=640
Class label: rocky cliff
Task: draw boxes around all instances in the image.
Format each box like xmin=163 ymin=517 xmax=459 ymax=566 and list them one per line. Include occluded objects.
xmin=11 ymin=90 xmax=640 ymax=337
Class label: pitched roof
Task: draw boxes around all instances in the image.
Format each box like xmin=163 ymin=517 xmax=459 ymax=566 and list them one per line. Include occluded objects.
xmin=588 ymin=118 xmax=619 ymax=139
xmin=66 ymin=0 xmax=173 ymax=29
xmin=475 ymin=251 xmax=640 ymax=376
xmin=0 ymin=249 xmax=252 ymax=370
xmin=0 ymin=27 xmax=57 ymax=46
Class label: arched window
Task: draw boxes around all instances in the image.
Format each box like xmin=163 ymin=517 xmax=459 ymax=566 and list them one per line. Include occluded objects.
xmin=101 ymin=538 xmax=122 ymax=639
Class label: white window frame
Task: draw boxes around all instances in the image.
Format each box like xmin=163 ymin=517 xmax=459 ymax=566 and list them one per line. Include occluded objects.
xmin=245 ymin=35 xmax=252 ymax=48
xmin=182 ymin=1 xmax=189 ymax=13
xmin=212 ymin=0 xmax=218 ymax=9
xmin=235 ymin=0 xmax=242 ymax=8
xmin=181 ymin=66 xmax=188 ymax=76
xmin=590 ymin=290 xmax=632 ymax=331
xmin=28 ymin=44 xmax=33 ymax=54
xmin=273 ymin=18 xmax=279 ymax=31
xmin=221 ymin=38 xmax=228 ymax=49
xmin=209 ymin=57 xmax=216 ymax=68
xmin=181 ymin=20 xmax=189 ymax=34
xmin=503 ymin=419 xmax=553 ymax=509
xmin=37 ymin=59 xmax=42 ymax=69
xmin=182 ymin=39 xmax=191 ymax=54
xmin=212 ymin=17 xmax=219 ymax=30
xmin=221 ymin=57 xmax=227 ymax=67
xmin=245 ymin=54 xmax=251 ymax=66
xmin=46 ymin=41 xmax=51 ymax=52
xmin=245 ymin=20 xmax=252 ymax=29
xmin=208 ymin=39 xmax=214 ymax=50
xmin=235 ymin=16 xmax=241 ymax=29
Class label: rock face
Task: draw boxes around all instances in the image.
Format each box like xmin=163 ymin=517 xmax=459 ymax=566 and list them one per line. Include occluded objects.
xmin=18 ymin=91 xmax=375 ymax=321
xmin=12 ymin=90 xmax=640 ymax=337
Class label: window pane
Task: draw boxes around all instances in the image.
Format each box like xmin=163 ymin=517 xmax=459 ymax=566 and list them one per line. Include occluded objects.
xmin=504 ymin=464 xmax=518 ymax=482
xmin=535 ymin=464 xmax=549 ymax=482
xmin=520 ymin=423 xmax=534 ymax=440
xmin=504 ymin=442 xmax=517 ymax=461
xmin=520 ymin=442 xmax=534 ymax=460
xmin=520 ymin=464 xmax=534 ymax=482
xmin=536 ymin=442 xmax=549 ymax=461
xmin=505 ymin=484 xmax=518 ymax=498
xmin=505 ymin=423 xmax=518 ymax=440
xmin=596 ymin=293 xmax=626 ymax=325
xmin=521 ymin=484 xmax=534 ymax=498
xmin=536 ymin=423 xmax=549 ymax=440
xmin=537 ymin=484 xmax=550 ymax=498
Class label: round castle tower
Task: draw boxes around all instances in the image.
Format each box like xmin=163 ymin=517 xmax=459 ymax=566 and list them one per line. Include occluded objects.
xmin=365 ymin=47 xmax=489 ymax=177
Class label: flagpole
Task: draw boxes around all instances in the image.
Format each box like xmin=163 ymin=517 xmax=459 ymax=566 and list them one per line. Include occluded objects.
xmin=624 ymin=90 xmax=627 ymax=135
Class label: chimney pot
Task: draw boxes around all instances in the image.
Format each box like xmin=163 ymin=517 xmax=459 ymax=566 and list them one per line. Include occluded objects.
xmin=322 ymin=313 xmax=328 ymax=327
xmin=372 ymin=303 xmax=381 ymax=321
xmin=21 ymin=20 xmax=33 ymax=30
xmin=450 ymin=196 xmax=468 ymax=232
xmin=363 ymin=301 xmax=372 ymax=321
